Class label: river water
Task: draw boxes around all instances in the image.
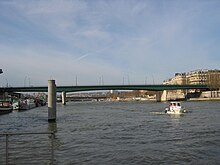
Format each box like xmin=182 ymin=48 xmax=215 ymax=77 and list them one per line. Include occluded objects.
xmin=0 ymin=101 xmax=220 ymax=164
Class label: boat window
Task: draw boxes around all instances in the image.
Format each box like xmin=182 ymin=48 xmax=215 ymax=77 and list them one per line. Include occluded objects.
xmin=173 ymin=103 xmax=176 ymax=106
xmin=177 ymin=103 xmax=181 ymax=106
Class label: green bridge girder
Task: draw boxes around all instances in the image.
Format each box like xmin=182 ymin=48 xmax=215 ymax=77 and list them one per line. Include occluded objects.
xmin=0 ymin=84 xmax=209 ymax=93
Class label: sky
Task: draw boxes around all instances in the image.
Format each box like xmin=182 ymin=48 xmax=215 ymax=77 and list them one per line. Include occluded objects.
xmin=0 ymin=0 xmax=220 ymax=87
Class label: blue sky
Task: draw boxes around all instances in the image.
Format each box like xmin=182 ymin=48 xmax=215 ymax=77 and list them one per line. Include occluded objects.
xmin=0 ymin=0 xmax=220 ymax=86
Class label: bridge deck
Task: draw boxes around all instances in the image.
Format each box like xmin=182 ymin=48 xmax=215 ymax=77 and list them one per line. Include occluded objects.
xmin=0 ymin=84 xmax=209 ymax=93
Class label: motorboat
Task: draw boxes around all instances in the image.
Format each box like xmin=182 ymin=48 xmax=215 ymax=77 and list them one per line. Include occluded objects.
xmin=165 ymin=102 xmax=187 ymax=114
xmin=0 ymin=100 xmax=13 ymax=115
xmin=12 ymin=101 xmax=19 ymax=110
xmin=19 ymin=99 xmax=36 ymax=110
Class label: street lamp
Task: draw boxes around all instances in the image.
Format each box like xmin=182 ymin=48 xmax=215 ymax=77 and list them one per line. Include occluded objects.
xmin=24 ymin=76 xmax=27 ymax=87
xmin=5 ymin=79 xmax=8 ymax=87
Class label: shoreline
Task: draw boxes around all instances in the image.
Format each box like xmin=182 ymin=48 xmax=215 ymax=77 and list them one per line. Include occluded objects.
xmin=188 ymin=97 xmax=220 ymax=101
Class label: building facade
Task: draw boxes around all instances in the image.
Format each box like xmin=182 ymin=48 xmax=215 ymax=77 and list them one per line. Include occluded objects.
xmin=163 ymin=69 xmax=220 ymax=86
xmin=162 ymin=69 xmax=220 ymax=100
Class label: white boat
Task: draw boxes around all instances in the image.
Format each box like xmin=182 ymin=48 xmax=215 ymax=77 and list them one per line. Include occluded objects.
xmin=0 ymin=100 xmax=13 ymax=115
xmin=165 ymin=102 xmax=187 ymax=114
xmin=12 ymin=101 xmax=19 ymax=110
xmin=19 ymin=99 xmax=36 ymax=110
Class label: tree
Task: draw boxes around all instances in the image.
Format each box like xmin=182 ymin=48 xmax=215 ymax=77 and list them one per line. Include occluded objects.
xmin=207 ymin=71 xmax=220 ymax=90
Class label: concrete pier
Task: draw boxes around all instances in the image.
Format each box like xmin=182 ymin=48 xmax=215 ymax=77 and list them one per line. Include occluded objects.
xmin=61 ymin=91 xmax=66 ymax=105
xmin=156 ymin=91 xmax=162 ymax=102
xmin=48 ymin=80 xmax=56 ymax=122
xmin=161 ymin=90 xmax=168 ymax=102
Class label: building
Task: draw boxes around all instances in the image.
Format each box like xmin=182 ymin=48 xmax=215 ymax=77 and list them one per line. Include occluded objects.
xmin=186 ymin=69 xmax=208 ymax=85
xmin=163 ymin=69 xmax=220 ymax=86
xmin=163 ymin=73 xmax=186 ymax=85
xmin=162 ymin=69 xmax=220 ymax=100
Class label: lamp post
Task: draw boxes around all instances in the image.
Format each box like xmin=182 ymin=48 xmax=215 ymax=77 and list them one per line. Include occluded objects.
xmin=75 ymin=75 xmax=78 ymax=86
xmin=24 ymin=76 xmax=27 ymax=87
xmin=5 ymin=79 xmax=8 ymax=87
xmin=145 ymin=76 xmax=147 ymax=85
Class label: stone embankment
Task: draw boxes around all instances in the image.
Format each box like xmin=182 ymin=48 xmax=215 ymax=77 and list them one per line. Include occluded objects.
xmin=189 ymin=97 xmax=220 ymax=101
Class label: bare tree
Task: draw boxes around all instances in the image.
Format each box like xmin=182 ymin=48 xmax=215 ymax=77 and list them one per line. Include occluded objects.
xmin=207 ymin=70 xmax=220 ymax=90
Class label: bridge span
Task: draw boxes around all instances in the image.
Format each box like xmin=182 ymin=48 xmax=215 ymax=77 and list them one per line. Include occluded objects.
xmin=0 ymin=84 xmax=209 ymax=93
xmin=0 ymin=84 xmax=209 ymax=106
xmin=0 ymin=82 xmax=210 ymax=122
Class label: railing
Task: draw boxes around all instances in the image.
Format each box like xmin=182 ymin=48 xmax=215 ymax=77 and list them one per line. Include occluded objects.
xmin=0 ymin=132 xmax=55 ymax=165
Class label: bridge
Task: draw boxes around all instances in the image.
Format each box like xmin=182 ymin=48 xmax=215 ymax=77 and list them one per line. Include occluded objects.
xmin=0 ymin=84 xmax=209 ymax=93
xmin=0 ymin=83 xmax=209 ymax=105
xmin=0 ymin=82 xmax=210 ymax=122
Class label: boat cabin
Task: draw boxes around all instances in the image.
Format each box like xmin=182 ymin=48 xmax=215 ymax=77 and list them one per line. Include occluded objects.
xmin=169 ymin=102 xmax=181 ymax=107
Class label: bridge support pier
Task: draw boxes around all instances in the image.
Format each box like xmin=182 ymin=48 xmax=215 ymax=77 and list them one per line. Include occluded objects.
xmin=48 ymin=80 xmax=56 ymax=122
xmin=62 ymin=91 xmax=66 ymax=105
xmin=156 ymin=91 xmax=162 ymax=102
xmin=161 ymin=90 xmax=168 ymax=102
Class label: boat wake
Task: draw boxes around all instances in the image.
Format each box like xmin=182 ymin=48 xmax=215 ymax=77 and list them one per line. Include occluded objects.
xmin=150 ymin=112 xmax=166 ymax=115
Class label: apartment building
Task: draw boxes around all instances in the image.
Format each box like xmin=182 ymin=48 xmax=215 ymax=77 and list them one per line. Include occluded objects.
xmin=186 ymin=69 xmax=208 ymax=85
xmin=163 ymin=69 xmax=220 ymax=85
xmin=163 ymin=73 xmax=186 ymax=85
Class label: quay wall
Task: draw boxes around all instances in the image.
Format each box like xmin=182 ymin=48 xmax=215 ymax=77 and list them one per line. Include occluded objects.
xmin=189 ymin=97 xmax=220 ymax=101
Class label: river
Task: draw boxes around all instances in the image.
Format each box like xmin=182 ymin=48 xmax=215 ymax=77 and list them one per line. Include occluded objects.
xmin=0 ymin=101 xmax=220 ymax=164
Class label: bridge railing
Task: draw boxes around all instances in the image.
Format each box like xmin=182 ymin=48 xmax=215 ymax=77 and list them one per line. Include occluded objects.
xmin=0 ymin=132 xmax=55 ymax=165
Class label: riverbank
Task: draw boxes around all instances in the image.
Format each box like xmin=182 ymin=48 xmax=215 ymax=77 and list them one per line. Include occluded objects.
xmin=189 ymin=97 xmax=220 ymax=101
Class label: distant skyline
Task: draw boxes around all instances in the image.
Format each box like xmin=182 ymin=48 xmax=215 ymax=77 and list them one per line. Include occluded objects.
xmin=1 ymin=0 xmax=220 ymax=87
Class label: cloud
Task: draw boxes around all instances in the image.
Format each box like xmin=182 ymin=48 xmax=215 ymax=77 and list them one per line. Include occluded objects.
xmin=0 ymin=0 xmax=220 ymax=86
